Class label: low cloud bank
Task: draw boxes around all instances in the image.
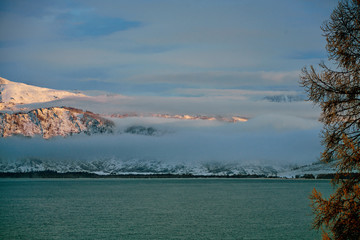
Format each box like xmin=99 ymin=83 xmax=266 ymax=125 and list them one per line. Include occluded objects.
xmin=0 ymin=115 xmax=322 ymax=171
xmin=21 ymin=89 xmax=320 ymax=120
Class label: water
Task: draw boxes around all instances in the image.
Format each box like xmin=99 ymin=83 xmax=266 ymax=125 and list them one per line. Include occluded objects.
xmin=0 ymin=178 xmax=332 ymax=240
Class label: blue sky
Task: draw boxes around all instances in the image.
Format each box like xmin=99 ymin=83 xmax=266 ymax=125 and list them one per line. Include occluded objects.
xmin=0 ymin=0 xmax=338 ymax=96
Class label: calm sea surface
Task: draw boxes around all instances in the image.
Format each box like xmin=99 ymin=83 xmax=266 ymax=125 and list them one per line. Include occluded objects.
xmin=0 ymin=178 xmax=332 ymax=240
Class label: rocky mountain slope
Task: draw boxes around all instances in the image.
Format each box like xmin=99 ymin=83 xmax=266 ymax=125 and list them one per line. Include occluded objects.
xmin=0 ymin=107 xmax=114 ymax=139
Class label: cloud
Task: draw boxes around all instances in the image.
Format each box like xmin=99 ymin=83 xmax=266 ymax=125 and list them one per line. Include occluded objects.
xmin=0 ymin=12 xmax=57 ymax=42
xmin=287 ymin=50 xmax=327 ymax=60
xmin=123 ymin=71 xmax=302 ymax=90
xmin=171 ymin=88 xmax=299 ymax=98
xmin=56 ymin=9 xmax=141 ymax=38
xmin=0 ymin=115 xmax=322 ymax=168
xmin=0 ymin=0 xmax=337 ymax=94
xmin=20 ymin=89 xmax=320 ymax=122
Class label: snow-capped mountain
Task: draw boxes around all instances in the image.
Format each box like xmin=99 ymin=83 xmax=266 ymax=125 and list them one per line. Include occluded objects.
xmin=0 ymin=77 xmax=85 ymax=110
xmin=0 ymin=107 xmax=114 ymax=139
xmin=0 ymin=78 xmax=115 ymax=138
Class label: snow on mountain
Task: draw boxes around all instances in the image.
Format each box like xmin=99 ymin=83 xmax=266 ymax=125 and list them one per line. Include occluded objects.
xmin=0 ymin=107 xmax=114 ymax=139
xmin=110 ymin=113 xmax=248 ymax=123
xmin=277 ymin=161 xmax=337 ymax=178
xmin=0 ymin=77 xmax=85 ymax=110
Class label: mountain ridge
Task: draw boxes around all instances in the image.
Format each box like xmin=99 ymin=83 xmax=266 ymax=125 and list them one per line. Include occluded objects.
xmin=0 ymin=157 xmax=336 ymax=178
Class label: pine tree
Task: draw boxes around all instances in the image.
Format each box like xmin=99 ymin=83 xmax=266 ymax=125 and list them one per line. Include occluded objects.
xmin=300 ymin=0 xmax=360 ymax=239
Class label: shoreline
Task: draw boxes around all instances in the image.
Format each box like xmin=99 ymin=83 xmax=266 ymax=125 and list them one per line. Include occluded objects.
xmin=0 ymin=170 xmax=337 ymax=179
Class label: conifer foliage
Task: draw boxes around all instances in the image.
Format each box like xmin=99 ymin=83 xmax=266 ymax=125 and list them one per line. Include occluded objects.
xmin=300 ymin=1 xmax=360 ymax=239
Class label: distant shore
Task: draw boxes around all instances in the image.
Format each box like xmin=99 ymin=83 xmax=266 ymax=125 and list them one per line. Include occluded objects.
xmin=0 ymin=170 xmax=339 ymax=179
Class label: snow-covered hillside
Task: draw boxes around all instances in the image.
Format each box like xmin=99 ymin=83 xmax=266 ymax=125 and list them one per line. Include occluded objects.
xmin=0 ymin=157 xmax=336 ymax=178
xmin=0 ymin=77 xmax=85 ymax=110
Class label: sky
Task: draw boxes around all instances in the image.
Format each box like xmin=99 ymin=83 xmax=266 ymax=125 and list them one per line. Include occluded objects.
xmin=0 ymin=0 xmax=338 ymax=96
xmin=0 ymin=0 xmax=341 ymax=171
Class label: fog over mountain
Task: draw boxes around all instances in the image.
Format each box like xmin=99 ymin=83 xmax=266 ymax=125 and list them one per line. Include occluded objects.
xmin=0 ymin=78 xmax=330 ymax=177
xmin=0 ymin=116 xmax=324 ymax=176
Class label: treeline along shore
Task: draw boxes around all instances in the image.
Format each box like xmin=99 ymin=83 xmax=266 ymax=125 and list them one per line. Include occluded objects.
xmin=0 ymin=170 xmax=355 ymax=179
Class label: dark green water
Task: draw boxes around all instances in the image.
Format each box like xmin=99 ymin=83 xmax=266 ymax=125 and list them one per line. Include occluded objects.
xmin=0 ymin=178 xmax=332 ymax=240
